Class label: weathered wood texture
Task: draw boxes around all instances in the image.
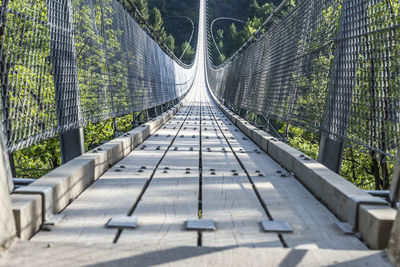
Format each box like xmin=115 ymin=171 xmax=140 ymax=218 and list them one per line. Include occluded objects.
xmin=118 ymin=99 xmax=201 ymax=247
xmin=0 ymin=241 xmax=392 ymax=267
xmin=207 ymin=104 xmax=367 ymax=250
xmin=200 ymin=92 xmax=281 ymax=247
xmin=30 ymin=77 xmax=371 ymax=253
xmin=31 ymin=112 xmax=188 ymax=243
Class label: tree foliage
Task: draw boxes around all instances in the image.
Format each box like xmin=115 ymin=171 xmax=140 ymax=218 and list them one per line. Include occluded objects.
xmin=215 ymin=0 xmax=399 ymax=190
xmin=280 ymin=0 xmax=398 ymax=190
xmin=3 ymin=0 xmax=193 ymax=178
xmin=210 ymin=0 xmax=299 ymax=65
xmin=132 ymin=0 xmax=149 ymax=19
xmin=149 ymin=7 xmax=166 ymax=43
xmin=147 ymin=0 xmax=197 ymax=63
xmin=211 ymin=1 xmax=287 ymax=65
xmin=178 ymin=41 xmax=195 ymax=62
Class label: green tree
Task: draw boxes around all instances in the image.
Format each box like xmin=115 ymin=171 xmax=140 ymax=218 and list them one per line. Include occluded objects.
xmin=258 ymin=3 xmax=275 ymax=20
xmin=284 ymin=1 xmax=398 ymax=190
xmin=149 ymin=7 xmax=166 ymax=42
xmin=347 ymin=0 xmax=400 ymax=189
xmin=223 ymin=23 xmax=238 ymax=56
xmin=215 ymin=29 xmax=225 ymax=62
xmin=132 ymin=0 xmax=149 ymax=20
xmin=216 ymin=29 xmax=224 ymax=50
xmin=178 ymin=41 xmax=195 ymax=64
xmin=165 ymin=34 xmax=175 ymax=52
xmin=249 ymin=0 xmax=260 ymax=18
xmin=212 ymin=1 xmax=279 ymax=62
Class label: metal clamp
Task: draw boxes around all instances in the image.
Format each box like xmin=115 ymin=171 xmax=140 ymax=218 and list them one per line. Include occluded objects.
xmin=186 ymin=219 xmax=216 ymax=231
xmin=106 ymin=216 xmax=138 ymax=229
xmin=14 ymin=186 xmax=64 ymax=226
xmin=261 ymin=220 xmax=293 ymax=233
xmin=346 ymin=196 xmax=389 ymax=231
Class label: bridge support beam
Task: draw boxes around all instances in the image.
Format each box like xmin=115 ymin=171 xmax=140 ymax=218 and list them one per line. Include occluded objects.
xmin=156 ymin=104 xmax=163 ymax=115
xmin=0 ymin=123 xmax=16 ymax=249
xmin=239 ymin=108 xmax=247 ymax=118
xmin=59 ymin=128 xmax=85 ymax=164
xmin=318 ymin=134 xmax=345 ymax=173
xmin=47 ymin=0 xmax=85 ymax=163
xmin=317 ymin=0 xmax=361 ymax=173
xmin=148 ymin=107 xmax=158 ymax=118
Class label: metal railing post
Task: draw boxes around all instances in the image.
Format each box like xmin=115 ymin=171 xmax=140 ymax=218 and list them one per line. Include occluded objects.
xmin=47 ymin=0 xmax=84 ymax=163
xmin=156 ymin=104 xmax=163 ymax=115
xmin=317 ymin=0 xmax=359 ymax=173
xmin=132 ymin=112 xmax=137 ymax=128
xmin=148 ymin=107 xmax=157 ymax=118
xmin=239 ymin=108 xmax=247 ymax=118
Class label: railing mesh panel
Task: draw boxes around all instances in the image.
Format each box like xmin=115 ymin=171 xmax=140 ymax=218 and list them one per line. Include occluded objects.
xmin=207 ymin=0 xmax=400 ymax=158
xmin=0 ymin=0 xmax=196 ymax=152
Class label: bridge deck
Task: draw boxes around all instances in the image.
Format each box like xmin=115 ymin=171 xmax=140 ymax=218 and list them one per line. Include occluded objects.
xmin=0 ymin=85 xmax=391 ymax=266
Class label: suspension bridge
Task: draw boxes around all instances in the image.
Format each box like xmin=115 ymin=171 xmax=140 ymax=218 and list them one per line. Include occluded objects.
xmin=0 ymin=0 xmax=400 ymax=266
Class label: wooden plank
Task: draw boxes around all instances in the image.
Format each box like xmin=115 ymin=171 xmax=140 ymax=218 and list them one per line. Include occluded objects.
xmin=31 ymin=87 xmax=369 ymax=250
xmin=210 ymin=103 xmax=368 ymax=250
xmin=253 ymin=176 xmax=367 ymax=250
xmin=1 ymin=241 xmax=392 ymax=267
xmin=117 ymin=169 xmax=199 ymax=247
xmin=200 ymin=105 xmax=282 ymax=247
xmin=31 ymin=172 xmax=147 ymax=243
xmin=202 ymin=174 xmax=282 ymax=248
xmin=31 ymin=106 xmax=190 ymax=244
xmin=118 ymin=104 xmax=200 ymax=248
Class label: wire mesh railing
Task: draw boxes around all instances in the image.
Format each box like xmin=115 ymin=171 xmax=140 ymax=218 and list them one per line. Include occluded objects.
xmin=206 ymin=0 xmax=400 ymax=185
xmin=0 ymin=0 xmax=198 ymax=152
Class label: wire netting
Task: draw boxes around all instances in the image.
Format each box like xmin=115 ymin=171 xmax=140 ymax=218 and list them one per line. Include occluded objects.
xmin=0 ymin=0 xmax=197 ymax=152
xmin=207 ymin=0 xmax=400 ymax=159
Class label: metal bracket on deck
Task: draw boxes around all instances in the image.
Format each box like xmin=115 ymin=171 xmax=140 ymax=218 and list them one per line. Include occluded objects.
xmin=14 ymin=186 xmax=64 ymax=227
xmin=261 ymin=220 xmax=293 ymax=233
xmin=106 ymin=216 xmax=138 ymax=229
xmin=186 ymin=219 xmax=215 ymax=231
xmin=335 ymin=221 xmax=354 ymax=235
xmin=347 ymin=196 xmax=389 ymax=231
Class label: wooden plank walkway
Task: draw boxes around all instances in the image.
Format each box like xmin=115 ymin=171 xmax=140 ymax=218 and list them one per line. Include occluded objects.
xmin=0 ymin=2 xmax=392 ymax=262
xmin=200 ymin=89 xmax=282 ymax=248
xmin=0 ymin=72 xmax=390 ymax=267
xmin=0 ymin=241 xmax=391 ymax=267
xmin=28 ymin=83 xmax=370 ymax=250
xmin=117 ymin=97 xmax=201 ymax=247
xmin=31 ymin=124 xmax=182 ymax=243
xmin=204 ymin=100 xmax=367 ymax=250
xmin=0 ymin=81 xmax=392 ymax=267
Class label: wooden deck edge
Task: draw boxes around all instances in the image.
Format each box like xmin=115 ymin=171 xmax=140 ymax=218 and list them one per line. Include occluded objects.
xmin=10 ymin=101 xmax=184 ymax=240
xmin=210 ymin=92 xmax=397 ymax=250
